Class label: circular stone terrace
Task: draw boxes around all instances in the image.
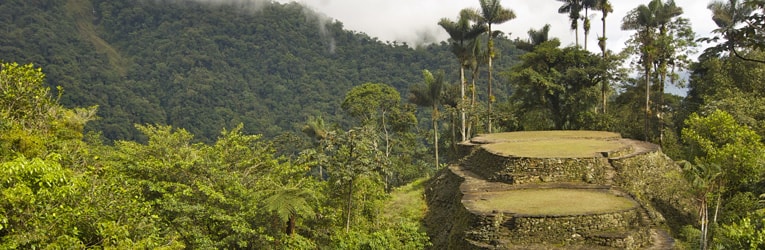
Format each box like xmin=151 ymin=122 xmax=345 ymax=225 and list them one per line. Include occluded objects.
xmin=443 ymin=131 xmax=664 ymax=248
xmin=463 ymin=187 xmax=638 ymax=216
xmin=470 ymin=130 xmax=629 ymax=158
xmin=457 ymin=131 xmax=647 ymax=216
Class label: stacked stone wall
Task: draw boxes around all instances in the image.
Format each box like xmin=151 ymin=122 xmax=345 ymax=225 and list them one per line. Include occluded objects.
xmin=463 ymin=148 xmax=610 ymax=185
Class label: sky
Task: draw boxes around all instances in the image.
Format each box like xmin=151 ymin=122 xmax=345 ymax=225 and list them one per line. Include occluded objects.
xmin=277 ymin=0 xmax=718 ymax=56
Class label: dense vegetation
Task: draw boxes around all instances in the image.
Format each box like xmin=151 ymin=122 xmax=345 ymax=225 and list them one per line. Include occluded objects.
xmin=1 ymin=0 xmax=764 ymax=249
xmin=0 ymin=0 xmax=522 ymax=142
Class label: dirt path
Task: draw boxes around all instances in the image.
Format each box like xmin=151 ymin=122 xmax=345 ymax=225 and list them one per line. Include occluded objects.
xmin=647 ymin=229 xmax=675 ymax=250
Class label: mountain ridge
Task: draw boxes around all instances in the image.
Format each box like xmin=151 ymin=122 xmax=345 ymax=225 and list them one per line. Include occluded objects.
xmin=0 ymin=0 xmax=522 ymax=142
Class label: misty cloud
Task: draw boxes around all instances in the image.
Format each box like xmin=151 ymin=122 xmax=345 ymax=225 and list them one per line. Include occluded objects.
xmin=169 ymin=0 xmax=273 ymax=12
xmin=278 ymin=0 xmax=717 ymax=55
xmin=163 ymin=0 xmax=337 ymax=53
xmin=302 ymin=7 xmax=336 ymax=53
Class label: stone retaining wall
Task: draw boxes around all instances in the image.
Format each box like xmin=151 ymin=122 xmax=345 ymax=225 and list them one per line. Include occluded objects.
xmin=463 ymin=148 xmax=610 ymax=185
xmin=502 ymin=208 xmax=644 ymax=243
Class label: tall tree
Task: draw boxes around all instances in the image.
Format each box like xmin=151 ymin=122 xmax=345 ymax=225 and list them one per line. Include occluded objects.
xmin=622 ymin=0 xmax=660 ymax=141
xmin=557 ymin=0 xmax=583 ymax=47
xmin=683 ymin=162 xmax=722 ymax=250
xmin=468 ymin=0 xmax=516 ymax=133
xmin=468 ymin=38 xmax=487 ymax=137
xmin=582 ymin=0 xmax=598 ymax=50
xmin=409 ymin=70 xmax=445 ymax=169
xmin=653 ymin=0 xmax=695 ymax=144
xmin=341 ymin=83 xmax=402 ymax=160
xmin=516 ymin=24 xmax=552 ymax=52
xmin=682 ymin=109 xmax=765 ymax=249
xmin=595 ymin=0 xmax=613 ymax=113
xmin=439 ymin=9 xmax=486 ymax=141
xmin=509 ymin=40 xmax=606 ymax=130
xmin=703 ymin=0 xmax=763 ymax=63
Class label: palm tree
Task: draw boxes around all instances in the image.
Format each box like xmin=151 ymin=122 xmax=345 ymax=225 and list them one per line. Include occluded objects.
xmin=682 ymin=162 xmax=722 ymax=250
xmin=468 ymin=39 xmax=486 ymax=137
xmin=301 ymin=115 xmax=330 ymax=178
xmin=409 ymin=70 xmax=445 ymax=169
xmin=262 ymin=183 xmax=316 ymax=236
xmin=468 ymin=0 xmax=516 ymax=133
xmin=709 ymin=0 xmax=753 ymax=30
xmin=438 ymin=9 xmax=486 ymax=141
xmin=653 ymin=0 xmax=684 ymax=144
xmin=622 ymin=0 xmax=660 ymax=141
xmin=557 ymin=0 xmax=583 ymax=47
xmin=706 ymin=0 xmax=757 ymax=61
xmin=517 ymin=24 xmax=552 ymax=51
xmin=582 ymin=0 xmax=598 ymax=50
xmin=595 ymin=0 xmax=613 ymax=113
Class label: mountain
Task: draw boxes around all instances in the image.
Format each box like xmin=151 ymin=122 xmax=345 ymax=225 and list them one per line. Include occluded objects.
xmin=0 ymin=0 xmax=523 ymax=142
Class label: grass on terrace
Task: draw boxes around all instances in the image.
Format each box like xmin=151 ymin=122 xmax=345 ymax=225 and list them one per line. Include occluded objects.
xmin=466 ymin=189 xmax=637 ymax=216
xmin=382 ymin=177 xmax=428 ymax=223
xmin=482 ymin=139 xmax=625 ymax=158
xmin=472 ymin=131 xmax=621 ymax=143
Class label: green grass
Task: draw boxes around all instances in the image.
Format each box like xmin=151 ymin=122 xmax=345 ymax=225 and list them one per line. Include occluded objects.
xmin=474 ymin=131 xmax=621 ymax=142
xmin=483 ymin=139 xmax=625 ymax=158
xmin=466 ymin=189 xmax=637 ymax=216
xmin=382 ymin=177 xmax=428 ymax=222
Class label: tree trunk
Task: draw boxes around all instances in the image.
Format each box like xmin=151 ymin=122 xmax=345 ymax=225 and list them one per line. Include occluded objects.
xmin=460 ymin=66 xmax=466 ymax=142
xmin=345 ymin=178 xmax=353 ymax=233
xmin=451 ymin=112 xmax=457 ymax=154
xmin=713 ymin=185 xmax=722 ymax=224
xmin=345 ymin=134 xmax=356 ymax=233
xmin=487 ymin=25 xmax=494 ymax=133
xmin=433 ymin=107 xmax=440 ymax=169
xmin=644 ymin=67 xmax=650 ymax=141
xmin=700 ymin=198 xmax=708 ymax=250
xmin=382 ymin=111 xmax=390 ymax=191
xmin=468 ymin=65 xmax=479 ymax=137
xmin=600 ymin=11 xmax=608 ymax=114
xmin=286 ymin=213 xmax=296 ymax=235
xmin=584 ymin=9 xmax=589 ymax=50
xmin=575 ymin=22 xmax=580 ymax=48
xmin=659 ymin=70 xmax=665 ymax=145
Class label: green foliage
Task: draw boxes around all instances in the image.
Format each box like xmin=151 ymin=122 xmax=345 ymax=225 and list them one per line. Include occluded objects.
xmin=0 ymin=155 xmax=78 ymax=249
xmin=702 ymin=0 xmax=765 ymax=63
xmin=682 ymin=109 xmax=765 ymax=248
xmin=682 ymin=110 xmax=764 ymax=187
xmin=507 ymin=40 xmax=607 ymax=130
xmin=113 ymin=124 xmax=285 ymax=248
xmin=1 ymin=0 xmax=471 ymax=142
xmin=342 ymin=83 xmax=402 ymax=125
xmin=718 ymin=209 xmax=765 ymax=249
xmin=0 ymin=62 xmax=52 ymax=127
xmin=687 ymin=52 xmax=765 ymax=138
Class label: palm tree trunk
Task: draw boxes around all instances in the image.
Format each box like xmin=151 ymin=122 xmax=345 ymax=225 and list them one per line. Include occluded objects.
xmin=452 ymin=111 xmax=457 ymax=154
xmin=644 ymin=67 xmax=650 ymax=141
xmin=286 ymin=213 xmax=296 ymax=235
xmin=433 ymin=108 xmax=439 ymax=169
xmin=460 ymin=66 xmax=467 ymax=141
xmin=469 ymin=66 xmax=479 ymax=137
xmin=487 ymin=25 xmax=494 ymax=133
xmin=601 ymin=12 xmax=607 ymax=113
xmin=659 ymin=69 xmax=665 ymax=145
xmin=575 ymin=24 xmax=580 ymax=48
xmin=584 ymin=9 xmax=589 ymax=50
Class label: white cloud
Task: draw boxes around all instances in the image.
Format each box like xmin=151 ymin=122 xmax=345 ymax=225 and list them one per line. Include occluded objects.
xmin=281 ymin=0 xmax=718 ymax=56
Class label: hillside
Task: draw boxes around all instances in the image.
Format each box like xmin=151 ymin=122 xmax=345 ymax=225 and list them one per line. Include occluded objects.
xmin=0 ymin=0 xmax=523 ymax=142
